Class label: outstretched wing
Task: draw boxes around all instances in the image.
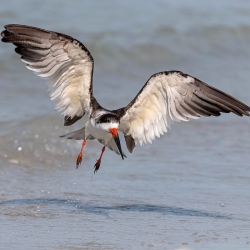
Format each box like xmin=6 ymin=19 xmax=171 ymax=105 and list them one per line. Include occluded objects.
xmin=1 ymin=24 xmax=94 ymax=126
xmin=115 ymin=71 xmax=250 ymax=151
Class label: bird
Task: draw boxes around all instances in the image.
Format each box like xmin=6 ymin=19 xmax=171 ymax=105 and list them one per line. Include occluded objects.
xmin=1 ymin=24 xmax=250 ymax=173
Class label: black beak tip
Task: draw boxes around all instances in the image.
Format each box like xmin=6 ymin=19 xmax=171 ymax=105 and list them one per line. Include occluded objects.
xmin=113 ymin=134 xmax=124 ymax=160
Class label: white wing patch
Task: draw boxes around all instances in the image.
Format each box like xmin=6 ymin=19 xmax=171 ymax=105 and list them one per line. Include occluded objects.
xmin=123 ymin=74 xmax=184 ymax=145
xmin=26 ymin=37 xmax=93 ymax=119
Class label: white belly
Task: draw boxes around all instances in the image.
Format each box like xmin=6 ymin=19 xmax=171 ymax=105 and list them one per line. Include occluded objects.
xmin=85 ymin=120 xmax=112 ymax=143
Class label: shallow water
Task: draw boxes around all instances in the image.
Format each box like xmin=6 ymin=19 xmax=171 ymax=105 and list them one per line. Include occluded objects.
xmin=1 ymin=1 xmax=250 ymax=249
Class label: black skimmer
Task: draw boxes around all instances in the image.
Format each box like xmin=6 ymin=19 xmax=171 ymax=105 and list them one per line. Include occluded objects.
xmin=2 ymin=24 xmax=250 ymax=173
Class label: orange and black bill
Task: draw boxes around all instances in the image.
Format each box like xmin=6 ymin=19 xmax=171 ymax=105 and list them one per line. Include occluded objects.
xmin=113 ymin=134 xmax=124 ymax=160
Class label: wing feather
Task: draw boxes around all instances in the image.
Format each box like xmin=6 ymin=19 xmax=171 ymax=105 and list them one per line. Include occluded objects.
xmin=115 ymin=71 xmax=250 ymax=148
xmin=1 ymin=24 xmax=94 ymax=126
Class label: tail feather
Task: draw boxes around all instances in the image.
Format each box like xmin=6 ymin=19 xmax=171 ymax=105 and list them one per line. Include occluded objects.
xmin=60 ymin=127 xmax=85 ymax=140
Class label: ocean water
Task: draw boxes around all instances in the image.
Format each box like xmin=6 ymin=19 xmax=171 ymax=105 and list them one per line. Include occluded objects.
xmin=1 ymin=0 xmax=250 ymax=249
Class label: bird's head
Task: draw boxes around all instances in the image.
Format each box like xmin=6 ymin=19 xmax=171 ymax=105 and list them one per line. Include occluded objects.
xmin=96 ymin=113 xmax=124 ymax=159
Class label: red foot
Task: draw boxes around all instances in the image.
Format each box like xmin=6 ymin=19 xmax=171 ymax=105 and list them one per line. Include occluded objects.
xmin=94 ymin=159 xmax=101 ymax=174
xmin=76 ymin=153 xmax=82 ymax=169
xmin=93 ymin=146 xmax=105 ymax=174
xmin=76 ymin=140 xmax=86 ymax=169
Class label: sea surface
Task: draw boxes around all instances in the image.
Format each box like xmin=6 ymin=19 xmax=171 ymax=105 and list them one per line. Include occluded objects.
xmin=0 ymin=1 xmax=250 ymax=249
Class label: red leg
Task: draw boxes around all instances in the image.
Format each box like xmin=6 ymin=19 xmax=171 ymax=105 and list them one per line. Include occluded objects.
xmin=76 ymin=139 xmax=86 ymax=168
xmin=94 ymin=146 xmax=106 ymax=173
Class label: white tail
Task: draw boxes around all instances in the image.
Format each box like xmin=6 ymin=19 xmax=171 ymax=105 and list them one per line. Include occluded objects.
xmin=60 ymin=127 xmax=86 ymax=140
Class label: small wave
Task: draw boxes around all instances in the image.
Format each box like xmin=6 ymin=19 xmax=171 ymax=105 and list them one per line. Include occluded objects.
xmin=0 ymin=115 xmax=96 ymax=170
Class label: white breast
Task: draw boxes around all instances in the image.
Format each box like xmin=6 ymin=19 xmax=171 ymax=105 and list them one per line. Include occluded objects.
xmin=85 ymin=119 xmax=112 ymax=143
